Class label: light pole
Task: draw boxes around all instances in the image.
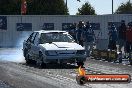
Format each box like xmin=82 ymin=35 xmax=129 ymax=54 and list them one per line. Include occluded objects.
xmin=66 ymin=0 xmax=68 ymax=10
xmin=112 ymin=0 xmax=113 ymax=14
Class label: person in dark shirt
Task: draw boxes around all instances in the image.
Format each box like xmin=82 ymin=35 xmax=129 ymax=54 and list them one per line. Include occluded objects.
xmin=69 ymin=23 xmax=77 ymax=41
xmin=125 ymin=22 xmax=132 ymax=65
xmin=76 ymin=21 xmax=85 ymax=46
xmin=118 ymin=20 xmax=127 ymax=52
xmin=83 ymin=21 xmax=95 ymax=57
xmin=126 ymin=22 xmax=132 ymax=53
xmin=108 ymin=24 xmax=118 ymax=51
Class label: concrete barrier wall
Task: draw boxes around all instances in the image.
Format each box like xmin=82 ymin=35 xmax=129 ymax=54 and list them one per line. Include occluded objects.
xmin=0 ymin=14 xmax=132 ymax=48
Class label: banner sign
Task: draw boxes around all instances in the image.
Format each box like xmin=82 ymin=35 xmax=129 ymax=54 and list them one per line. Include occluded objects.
xmin=108 ymin=22 xmax=121 ymax=30
xmin=90 ymin=23 xmax=100 ymax=30
xmin=62 ymin=23 xmax=100 ymax=31
xmin=76 ymin=67 xmax=131 ymax=85
xmin=62 ymin=23 xmax=72 ymax=31
xmin=0 ymin=16 xmax=7 ymax=30
xmin=42 ymin=23 xmax=54 ymax=30
xmin=16 ymin=23 xmax=32 ymax=31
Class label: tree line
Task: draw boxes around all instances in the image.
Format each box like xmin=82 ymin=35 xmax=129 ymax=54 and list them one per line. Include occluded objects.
xmin=0 ymin=0 xmax=132 ymax=15
xmin=0 ymin=0 xmax=68 ymax=15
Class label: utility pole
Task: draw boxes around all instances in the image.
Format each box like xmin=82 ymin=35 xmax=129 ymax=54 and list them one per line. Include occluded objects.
xmin=66 ymin=0 xmax=67 ymax=10
xmin=112 ymin=0 xmax=113 ymax=14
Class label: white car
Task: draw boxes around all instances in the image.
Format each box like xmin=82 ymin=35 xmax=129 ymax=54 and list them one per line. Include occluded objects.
xmin=23 ymin=30 xmax=86 ymax=67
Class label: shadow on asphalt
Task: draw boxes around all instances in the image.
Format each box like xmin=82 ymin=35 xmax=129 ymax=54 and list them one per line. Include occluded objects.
xmin=22 ymin=61 xmax=79 ymax=69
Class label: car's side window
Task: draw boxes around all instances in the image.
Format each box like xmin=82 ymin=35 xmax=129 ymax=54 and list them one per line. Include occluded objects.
xmin=33 ymin=32 xmax=39 ymax=45
xmin=27 ymin=33 xmax=34 ymax=43
xmin=39 ymin=34 xmax=43 ymax=44
xmin=30 ymin=32 xmax=37 ymax=44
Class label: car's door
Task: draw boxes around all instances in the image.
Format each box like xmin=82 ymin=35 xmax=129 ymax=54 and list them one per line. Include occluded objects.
xmin=31 ymin=32 xmax=40 ymax=59
xmin=28 ymin=32 xmax=37 ymax=58
xmin=24 ymin=33 xmax=34 ymax=50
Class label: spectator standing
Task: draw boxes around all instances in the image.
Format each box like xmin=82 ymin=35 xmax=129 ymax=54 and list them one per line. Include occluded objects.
xmin=125 ymin=22 xmax=132 ymax=64
xmin=83 ymin=21 xmax=95 ymax=57
xmin=118 ymin=20 xmax=127 ymax=52
xmin=108 ymin=24 xmax=118 ymax=51
xmin=76 ymin=21 xmax=85 ymax=46
xmin=69 ymin=23 xmax=77 ymax=41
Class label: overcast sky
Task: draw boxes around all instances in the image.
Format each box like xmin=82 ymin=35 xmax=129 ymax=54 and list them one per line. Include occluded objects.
xmin=67 ymin=0 xmax=129 ymax=15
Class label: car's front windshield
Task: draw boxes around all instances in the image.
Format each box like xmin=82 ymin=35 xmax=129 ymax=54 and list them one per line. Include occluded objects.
xmin=39 ymin=32 xmax=75 ymax=44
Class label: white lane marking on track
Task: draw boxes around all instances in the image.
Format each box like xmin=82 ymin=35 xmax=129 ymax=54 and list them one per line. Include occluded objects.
xmin=89 ymin=71 xmax=93 ymax=73
xmin=69 ymin=73 xmax=77 ymax=77
xmin=93 ymin=72 xmax=96 ymax=74
xmin=123 ymin=64 xmax=126 ymax=65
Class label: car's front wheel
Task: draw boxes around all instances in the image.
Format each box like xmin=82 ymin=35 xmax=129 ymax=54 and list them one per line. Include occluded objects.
xmin=77 ymin=62 xmax=84 ymax=67
xmin=36 ymin=52 xmax=46 ymax=68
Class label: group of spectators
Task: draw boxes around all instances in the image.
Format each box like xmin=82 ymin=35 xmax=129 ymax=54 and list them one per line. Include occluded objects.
xmin=68 ymin=20 xmax=132 ymax=59
xmin=108 ymin=20 xmax=132 ymax=58
xmin=63 ymin=19 xmax=132 ymax=65
xmin=68 ymin=21 xmax=95 ymax=57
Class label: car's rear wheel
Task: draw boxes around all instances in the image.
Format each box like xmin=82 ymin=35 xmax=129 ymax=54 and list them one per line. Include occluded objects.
xmin=24 ymin=49 xmax=27 ymax=57
xmin=36 ymin=53 xmax=46 ymax=68
xmin=25 ymin=54 xmax=32 ymax=64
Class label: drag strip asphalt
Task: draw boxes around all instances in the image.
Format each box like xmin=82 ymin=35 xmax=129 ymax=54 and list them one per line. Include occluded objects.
xmin=0 ymin=48 xmax=132 ymax=88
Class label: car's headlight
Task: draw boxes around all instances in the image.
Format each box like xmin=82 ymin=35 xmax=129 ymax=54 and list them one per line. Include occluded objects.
xmin=45 ymin=51 xmax=58 ymax=56
xmin=76 ymin=50 xmax=85 ymax=54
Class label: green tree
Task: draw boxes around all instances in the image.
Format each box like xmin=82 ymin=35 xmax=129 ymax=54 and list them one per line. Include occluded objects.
xmin=28 ymin=0 xmax=69 ymax=15
xmin=0 ymin=0 xmax=29 ymax=15
xmin=0 ymin=0 xmax=15 ymax=14
xmin=0 ymin=0 xmax=69 ymax=15
xmin=76 ymin=2 xmax=96 ymax=15
xmin=115 ymin=1 xmax=132 ymax=14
